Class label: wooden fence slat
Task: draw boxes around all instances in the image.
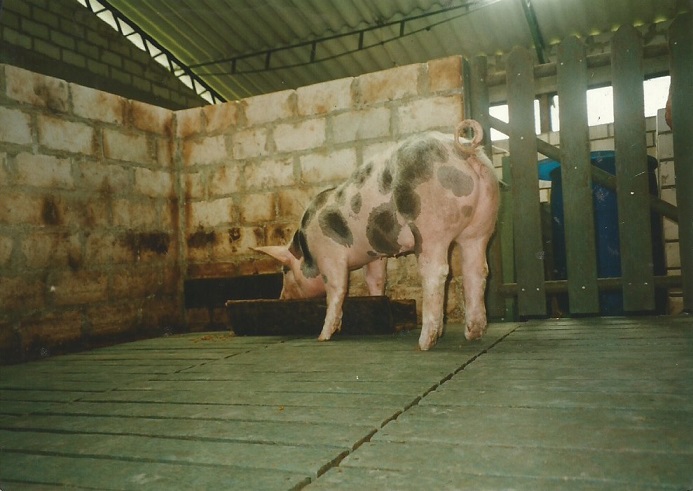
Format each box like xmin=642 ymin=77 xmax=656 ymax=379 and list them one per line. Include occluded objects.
xmin=612 ymin=25 xmax=655 ymax=312
xmin=506 ymin=46 xmax=546 ymax=317
xmin=669 ymin=12 xmax=693 ymax=312
xmin=557 ymin=36 xmax=600 ymax=314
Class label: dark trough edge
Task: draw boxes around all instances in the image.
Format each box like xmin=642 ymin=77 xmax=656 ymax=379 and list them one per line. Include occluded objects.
xmin=303 ymin=324 xmax=521 ymax=488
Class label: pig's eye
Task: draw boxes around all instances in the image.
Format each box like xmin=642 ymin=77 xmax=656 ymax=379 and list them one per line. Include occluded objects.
xmin=282 ymin=266 xmax=290 ymax=274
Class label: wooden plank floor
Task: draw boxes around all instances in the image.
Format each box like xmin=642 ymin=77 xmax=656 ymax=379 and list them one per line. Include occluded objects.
xmin=1 ymin=316 xmax=691 ymax=490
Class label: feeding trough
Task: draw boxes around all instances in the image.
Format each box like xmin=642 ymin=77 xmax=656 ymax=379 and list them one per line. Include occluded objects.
xmin=225 ymin=296 xmax=417 ymax=336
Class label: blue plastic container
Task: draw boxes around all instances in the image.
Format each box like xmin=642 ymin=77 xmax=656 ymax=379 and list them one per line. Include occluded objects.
xmin=540 ymin=151 xmax=666 ymax=315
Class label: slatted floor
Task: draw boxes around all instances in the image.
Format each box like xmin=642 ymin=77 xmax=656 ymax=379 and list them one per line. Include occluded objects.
xmin=1 ymin=316 xmax=692 ymax=490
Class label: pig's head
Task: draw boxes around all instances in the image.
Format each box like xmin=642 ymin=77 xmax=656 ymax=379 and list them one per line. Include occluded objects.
xmin=253 ymin=234 xmax=326 ymax=299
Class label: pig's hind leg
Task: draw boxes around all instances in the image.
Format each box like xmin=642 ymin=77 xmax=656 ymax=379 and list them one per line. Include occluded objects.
xmin=417 ymin=245 xmax=450 ymax=351
xmin=363 ymin=257 xmax=387 ymax=295
xmin=456 ymin=234 xmax=491 ymax=341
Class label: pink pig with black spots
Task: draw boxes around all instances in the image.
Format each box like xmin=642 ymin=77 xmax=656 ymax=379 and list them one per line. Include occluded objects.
xmin=256 ymin=120 xmax=500 ymax=350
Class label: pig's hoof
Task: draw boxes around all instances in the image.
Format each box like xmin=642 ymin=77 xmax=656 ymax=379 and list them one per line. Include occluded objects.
xmin=464 ymin=322 xmax=486 ymax=341
xmin=418 ymin=333 xmax=438 ymax=351
xmin=317 ymin=333 xmax=332 ymax=342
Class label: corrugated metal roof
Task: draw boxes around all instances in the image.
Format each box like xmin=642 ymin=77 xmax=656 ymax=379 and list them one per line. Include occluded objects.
xmin=103 ymin=0 xmax=688 ymax=102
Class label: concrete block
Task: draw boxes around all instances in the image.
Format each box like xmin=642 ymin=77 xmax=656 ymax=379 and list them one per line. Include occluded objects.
xmin=78 ymin=160 xmax=130 ymax=193
xmin=301 ymin=148 xmax=357 ymax=184
xmin=112 ymin=267 xmax=161 ymax=299
xmin=184 ymin=135 xmax=228 ymax=166
xmin=0 ymin=107 xmax=33 ymax=145
xmin=20 ymin=231 xmax=82 ymax=270
xmin=657 ymin=133 xmax=674 ymax=160
xmin=189 ymin=198 xmax=236 ymax=228
xmin=62 ymin=50 xmax=87 ymax=69
xmin=661 ymin=187 xmax=677 ymax=206
xmin=203 ymin=102 xmax=239 ymax=133
xmin=20 ymin=310 xmax=84 ymax=354
xmin=663 ymin=217 xmax=679 ymax=241
xmin=665 ymin=241 xmax=680 ymax=268
xmin=134 ymin=167 xmax=173 ymax=198
xmin=6 ymin=65 xmax=69 ymax=112
xmin=176 ymin=107 xmax=203 ymax=138
xmin=274 ymin=118 xmax=326 ymax=153
xmin=244 ymin=89 xmax=296 ymax=126
xmin=397 ymin=95 xmax=463 ymax=135
xmin=209 ymin=166 xmax=242 ymax=196
xmin=0 ymin=276 xmax=44 ymax=311
xmin=331 ymin=107 xmax=391 ymax=144
xmin=266 ymin=222 xmax=295 ymax=246
xmin=358 ymin=64 xmax=419 ymax=105
xmin=240 ymin=192 xmax=275 ymax=224
xmin=130 ymin=100 xmax=173 ymax=134
xmin=34 ymin=39 xmax=62 ymax=61
xmin=232 ymin=127 xmax=268 ymax=160
xmin=156 ymin=137 xmax=173 ymax=168
xmin=297 ymin=78 xmax=353 ymax=116
xmin=589 ymin=138 xmax=615 ymax=152
xmin=244 ymin=158 xmax=295 ymax=190
xmin=71 ymin=83 xmax=125 ymax=124
xmin=38 ymin=115 xmax=95 ymax=155
xmin=0 ymin=191 xmax=44 ymax=226
xmin=87 ymin=303 xmax=139 ymax=339
xmin=112 ymin=198 xmax=158 ymax=229
xmin=15 ymin=153 xmax=74 ymax=189
xmin=184 ymin=172 xmax=205 ymax=200
xmin=276 ymin=188 xmax=313 ymax=219
xmin=103 ymin=128 xmax=150 ymax=163
xmin=363 ymin=140 xmax=397 ymax=164
xmin=0 ymin=235 xmax=13 ymax=268
xmin=212 ymin=226 xmax=263 ymax=258
xmin=428 ymin=56 xmax=462 ymax=93
xmin=63 ymin=196 xmax=110 ymax=230
xmin=85 ymin=230 xmax=135 ymax=265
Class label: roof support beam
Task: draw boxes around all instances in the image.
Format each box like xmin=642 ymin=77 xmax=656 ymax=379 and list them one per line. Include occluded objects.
xmin=519 ymin=0 xmax=548 ymax=64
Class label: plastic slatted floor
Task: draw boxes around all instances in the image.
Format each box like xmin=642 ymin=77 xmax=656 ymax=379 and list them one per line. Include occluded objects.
xmin=1 ymin=316 xmax=692 ymax=490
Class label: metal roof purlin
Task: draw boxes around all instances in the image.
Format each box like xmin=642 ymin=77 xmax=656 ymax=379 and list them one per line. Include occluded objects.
xmin=190 ymin=0 xmax=501 ymax=75
xmin=82 ymin=0 xmax=226 ymax=103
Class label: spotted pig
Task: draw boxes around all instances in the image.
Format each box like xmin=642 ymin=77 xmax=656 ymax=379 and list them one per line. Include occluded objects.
xmin=255 ymin=120 xmax=500 ymax=350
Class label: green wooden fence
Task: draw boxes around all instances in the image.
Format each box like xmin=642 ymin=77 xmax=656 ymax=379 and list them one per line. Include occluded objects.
xmin=467 ymin=13 xmax=692 ymax=320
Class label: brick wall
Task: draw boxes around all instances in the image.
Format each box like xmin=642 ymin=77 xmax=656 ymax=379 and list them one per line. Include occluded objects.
xmin=0 ymin=65 xmax=183 ymax=363
xmin=178 ymin=57 xmax=467 ymax=328
xmin=0 ymin=0 xmax=205 ymax=110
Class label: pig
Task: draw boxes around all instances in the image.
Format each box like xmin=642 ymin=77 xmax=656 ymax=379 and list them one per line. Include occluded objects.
xmin=255 ymin=119 xmax=500 ymax=350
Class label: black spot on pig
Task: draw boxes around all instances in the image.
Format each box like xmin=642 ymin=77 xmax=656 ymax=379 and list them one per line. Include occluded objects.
xmin=301 ymin=187 xmax=334 ymax=229
xmin=352 ymin=161 xmax=374 ymax=187
xmin=366 ymin=202 xmax=402 ymax=255
xmin=319 ymin=207 xmax=353 ymax=247
xmin=350 ymin=193 xmax=362 ymax=214
xmin=290 ymin=230 xmax=319 ymax=278
xmin=42 ymin=196 xmax=62 ymax=226
xmin=187 ymin=229 xmax=217 ymax=248
xmin=391 ymin=135 xmax=444 ymax=220
xmin=438 ymin=166 xmax=474 ymax=197
xmin=379 ymin=166 xmax=393 ymax=194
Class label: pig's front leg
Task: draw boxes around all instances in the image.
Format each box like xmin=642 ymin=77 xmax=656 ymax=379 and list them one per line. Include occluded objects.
xmin=417 ymin=247 xmax=450 ymax=351
xmin=458 ymin=235 xmax=490 ymax=341
xmin=317 ymin=261 xmax=349 ymax=342
xmin=363 ymin=257 xmax=387 ymax=295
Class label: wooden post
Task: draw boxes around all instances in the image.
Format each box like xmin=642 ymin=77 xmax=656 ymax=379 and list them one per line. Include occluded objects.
xmin=557 ymin=36 xmax=600 ymax=314
xmin=669 ymin=12 xmax=693 ymax=312
xmin=612 ymin=25 xmax=655 ymax=312
xmin=506 ymin=46 xmax=546 ymax=317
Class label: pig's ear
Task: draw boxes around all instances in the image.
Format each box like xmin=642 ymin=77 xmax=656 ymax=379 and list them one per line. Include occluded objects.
xmin=252 ymin=246 xmax=294 ymax=266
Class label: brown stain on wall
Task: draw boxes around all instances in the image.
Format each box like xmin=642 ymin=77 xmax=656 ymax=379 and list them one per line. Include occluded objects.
xmin=188 ymin=229 xmax=217 ymax=248
xmin=121 ymin=231 xmax=171 ymax=257
xmin=42 ymin=196 xmax=62 ymax=226
xmin=34 ymin=81 xmax=68 ymax=113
